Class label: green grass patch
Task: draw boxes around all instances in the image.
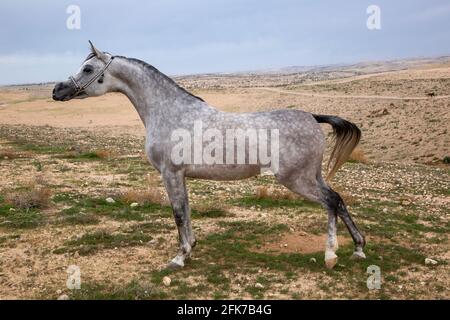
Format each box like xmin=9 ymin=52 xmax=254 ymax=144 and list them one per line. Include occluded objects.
xmin=232 ymin=196 xmax=321 ymax=209
xmin=58 ymin=207 xmax=100 ymax=225
xmin=53 ymin=229 xmax=152 ymax=256
xmin=57 ymin=151 xmax=112 ymax=161
xmin=0 ymin=198 xmax=43 ymax=229
xmin=11 ymin=141 xmax=67 ymax=154
xmin=354 ymin=200 xmax=449 ymax=238
xmin=191 ymin=208 xmax=229 ymax=219
xmin=53 ymin=194 xmax=172 ymax=221
xmin=60 ymin=152 xmax=101 ymax=159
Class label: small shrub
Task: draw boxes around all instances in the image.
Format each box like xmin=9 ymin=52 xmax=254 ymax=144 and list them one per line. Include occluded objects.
xmin=62 ymin=149 xmax=115 ymax=160
xmin=54 ymin=229 xmax=152 ymax=255
xmin=443 ymin=156 xmax=450 ymax=164
xmin=348 ymin=147 xmax=368 ymax=164
xmin=0 ymin=150 xmax=18 ymax=160
xmin=6 ymin=186 xmax=52 ymax=210
xmin=118 ymin=188 xmax=168 ymax=206
xmin=255 ymin=186 xmax=298 ymax=201
xmin=93 ymin=149 xmax=116 ymax=160
xmin=192 ymin=202 xmax=229 ymax=219
xmin=0 ymin=210 xmax=43 ymax=229
xmin=255 ymin=186 xmax=269 ymax=199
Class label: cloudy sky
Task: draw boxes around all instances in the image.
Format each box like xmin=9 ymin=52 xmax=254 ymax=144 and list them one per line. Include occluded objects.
xmin=1 ymin=0 xmax=450 ymax=85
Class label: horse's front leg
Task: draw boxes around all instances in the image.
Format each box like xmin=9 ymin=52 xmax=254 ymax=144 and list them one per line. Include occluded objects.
xmin=161 ymin=169 xmax=195 ymax=269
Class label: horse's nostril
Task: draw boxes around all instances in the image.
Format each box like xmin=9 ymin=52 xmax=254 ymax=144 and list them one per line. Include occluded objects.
xmin=55 ymin=82 xmax=65 ymax=92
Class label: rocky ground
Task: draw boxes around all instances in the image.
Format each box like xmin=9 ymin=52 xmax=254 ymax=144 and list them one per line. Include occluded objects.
xmin=0 ymin=58 xmax=449 ymax=299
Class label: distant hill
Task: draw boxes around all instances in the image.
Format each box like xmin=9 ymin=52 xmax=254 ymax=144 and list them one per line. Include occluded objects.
xmin=203 ymin=55 xmax=450 ymax=76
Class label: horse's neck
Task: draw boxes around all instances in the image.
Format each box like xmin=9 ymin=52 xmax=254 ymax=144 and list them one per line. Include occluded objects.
xmin=112 ymin=58 xmax=207 ymax=129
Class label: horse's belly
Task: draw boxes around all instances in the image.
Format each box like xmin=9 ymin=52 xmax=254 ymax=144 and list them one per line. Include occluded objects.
xmin=185 ymin=164 xmax=261 ymax=180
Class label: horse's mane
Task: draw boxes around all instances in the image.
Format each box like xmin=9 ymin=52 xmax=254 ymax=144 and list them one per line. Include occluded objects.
xmin=116 ymin=55 xmax=205 ymax=103
xmin=83 ymin=53 xmax=203 ymax=102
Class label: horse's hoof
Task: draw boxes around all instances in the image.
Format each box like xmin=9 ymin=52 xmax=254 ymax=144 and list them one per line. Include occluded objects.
xmin=324 ymin=250 xmax=338 ymax=269
xmin=166 ymin=261 xmax=184 ymax=270
xmin=166 ymin=256 xmax=185 ymax=270
xmin=351 ymin=251 xmax=366 ymax=260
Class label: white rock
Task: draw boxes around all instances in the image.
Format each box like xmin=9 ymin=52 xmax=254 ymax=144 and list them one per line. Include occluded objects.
xmin=309 ymin=258 xmax=317 ymax=263
xmin=382 ymin=208 xmax=388 ymax=213
xmin=57 ymin=294 xmax=69 ymax=300
xmin=255 ymin=283 xmax=264 ymax=289
xmin=162 ymin=276 xmax=171 ymax=287
xmin=425 ymin=258 xmax=438 ymax=265
xmin=130 ymin=202 xmax=139 ymax=208
xmin=105 ymin=197 xmax=115 ymax=204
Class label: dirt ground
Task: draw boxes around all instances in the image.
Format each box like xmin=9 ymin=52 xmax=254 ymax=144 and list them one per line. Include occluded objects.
xmin=0 ymin=58 xmax=449 ymax=300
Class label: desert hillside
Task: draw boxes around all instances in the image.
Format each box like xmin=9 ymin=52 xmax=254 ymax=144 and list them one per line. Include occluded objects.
xmin=1 ymin=57 xmax=449 ymax=165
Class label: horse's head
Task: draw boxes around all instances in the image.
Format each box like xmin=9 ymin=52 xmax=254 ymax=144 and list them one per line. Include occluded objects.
xmin=53 ymin=41 xmax=115 ymax=101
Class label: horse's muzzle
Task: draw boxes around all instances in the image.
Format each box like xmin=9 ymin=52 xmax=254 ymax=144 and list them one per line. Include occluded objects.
xmin=52 ymin=81 xmax=76 ymax=101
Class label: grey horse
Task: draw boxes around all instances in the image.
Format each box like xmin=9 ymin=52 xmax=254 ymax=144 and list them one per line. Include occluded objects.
xmin=53 ymin=42 xmax=366 ymax=269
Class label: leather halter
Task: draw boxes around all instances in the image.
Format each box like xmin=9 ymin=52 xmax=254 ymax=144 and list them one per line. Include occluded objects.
xmin=69 ymin=56 xmax=115 ymax=97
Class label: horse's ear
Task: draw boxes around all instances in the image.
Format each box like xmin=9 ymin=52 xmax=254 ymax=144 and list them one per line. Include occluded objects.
xmin=88 ymin=40 xmax=101 ymax=56
xmin=88 ymin=40 xmax=108 ymax=62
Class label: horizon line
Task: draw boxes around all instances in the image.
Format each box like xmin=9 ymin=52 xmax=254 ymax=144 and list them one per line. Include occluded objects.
xmin=1 ymin=53 xmax=450 ymax=87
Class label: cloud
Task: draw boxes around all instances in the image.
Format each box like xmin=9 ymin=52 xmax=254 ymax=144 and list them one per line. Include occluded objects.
xmin=1 ymin=0 xmax=450 ymax=85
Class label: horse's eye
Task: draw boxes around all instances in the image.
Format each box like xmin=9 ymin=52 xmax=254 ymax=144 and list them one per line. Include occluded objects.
xmin=83 ymin=67 xmax=93 ymax=73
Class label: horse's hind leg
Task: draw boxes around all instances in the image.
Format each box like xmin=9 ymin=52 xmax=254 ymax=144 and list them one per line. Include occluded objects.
xmin=277 ymin=170 xmax=365 ymax=268
xmin=321 ymin=184 xmax=366 ymax=260
xmin=324 ymin=206 xmax=339 ymax=269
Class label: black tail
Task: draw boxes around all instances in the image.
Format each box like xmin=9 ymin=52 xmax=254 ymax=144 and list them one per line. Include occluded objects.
xmin=313 ymin=114 xmax=361 ymax=180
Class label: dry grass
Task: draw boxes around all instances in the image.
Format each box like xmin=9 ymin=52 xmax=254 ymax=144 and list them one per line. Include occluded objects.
xmin=118 ymin=188 xmax=168 ymax=206
xmin=0 ymin=150 xmax=16 ymax=159
xmin=255 ymin=185 xmax=299 ymax=201
xmin=192 ymin=201 xmax=229 ymax=214
xmin=6 ymin=186 xmax=52 ymax=210
xmin=94 ymin=149 xmax=116 ymax=160
xmin=348 ymin=147 xmax=368 ymax=164
xmin=0 ymin=149 xmax=25 ymax=160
